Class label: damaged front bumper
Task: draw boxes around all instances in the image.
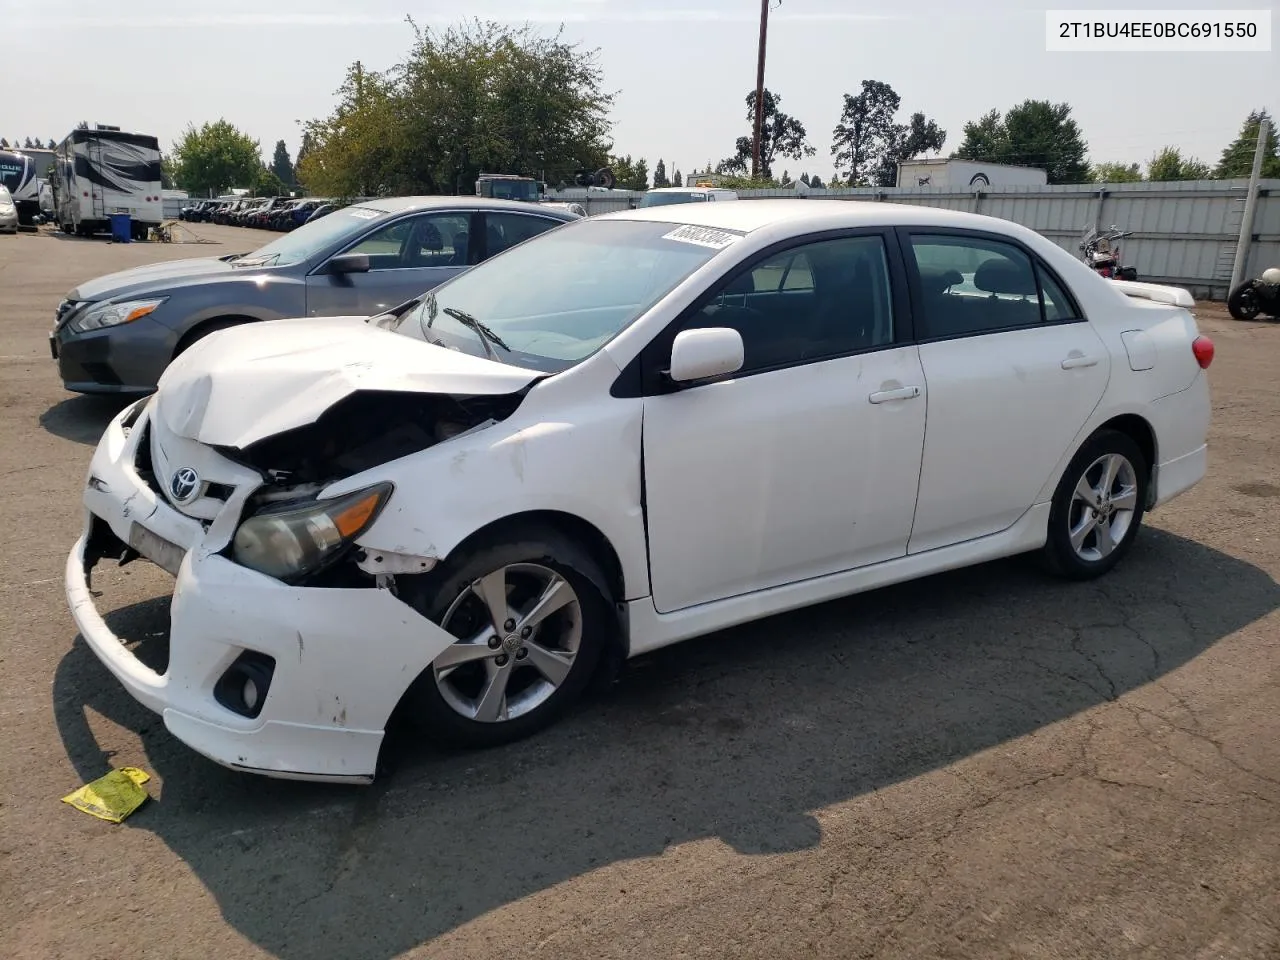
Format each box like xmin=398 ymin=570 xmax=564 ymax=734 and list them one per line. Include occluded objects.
xmin=64 ymin=400 xmax=458 ymax=783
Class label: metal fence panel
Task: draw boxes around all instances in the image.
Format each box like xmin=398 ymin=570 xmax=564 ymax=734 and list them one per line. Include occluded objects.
xmin=546 ymin=180 xmax=1279 ymax=296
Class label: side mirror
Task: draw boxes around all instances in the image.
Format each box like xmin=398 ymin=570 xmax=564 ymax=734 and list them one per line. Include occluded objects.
xmin=668 ymin=327 xmax=744 ymax=384
xmin=328 ymin=252 xmax=370 ymax=275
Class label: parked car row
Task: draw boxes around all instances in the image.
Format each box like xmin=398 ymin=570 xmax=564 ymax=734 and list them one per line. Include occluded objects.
xmin=55 ymin=194 xmax=1215 ymax=786
xmin=179 ymin=197 xmax=343 ymax=230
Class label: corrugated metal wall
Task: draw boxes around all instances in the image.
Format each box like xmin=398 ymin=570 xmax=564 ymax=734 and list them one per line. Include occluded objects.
xmin=550 ymin=179 xmax=1280 ymax=298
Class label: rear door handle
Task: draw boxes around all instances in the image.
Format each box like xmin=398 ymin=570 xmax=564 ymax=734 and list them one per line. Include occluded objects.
xmin=1061 ymin=355 xmax=1100 ymax=370
xmin=868 ymin=385 xmax=922 ymax=404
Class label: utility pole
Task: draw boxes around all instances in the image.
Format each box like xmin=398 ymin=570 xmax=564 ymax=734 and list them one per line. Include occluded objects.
xmin=1231 ymin=116 xmax=1270 ymax=290
xmin=751 ymin=0 xmax=771 ymax=180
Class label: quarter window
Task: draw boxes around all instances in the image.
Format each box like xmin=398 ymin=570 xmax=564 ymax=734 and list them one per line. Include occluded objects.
xmin=908 ymin=234 xmax=1075 ymax=338
xmin=684 ymin=234 xmax=895 ymax=374
xmin=1036 ymin=265 xmax=1080 ymax=322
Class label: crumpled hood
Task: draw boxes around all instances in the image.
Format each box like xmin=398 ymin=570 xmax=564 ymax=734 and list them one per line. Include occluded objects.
xmin=153 ymin=315 xmax=543 ymax=448
xmin=68 ymin=256 xmax=246 ymax=301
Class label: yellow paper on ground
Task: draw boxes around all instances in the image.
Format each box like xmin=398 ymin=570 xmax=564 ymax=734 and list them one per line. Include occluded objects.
xmin=61 ymin=767 xmax=152 ymax=823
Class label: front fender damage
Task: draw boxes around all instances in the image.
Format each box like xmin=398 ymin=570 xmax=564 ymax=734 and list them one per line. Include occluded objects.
xmin=217 ymin=388 xmax=527 ymax=590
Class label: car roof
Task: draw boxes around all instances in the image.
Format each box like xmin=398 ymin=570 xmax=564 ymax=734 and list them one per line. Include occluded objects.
xmin=602 ymin=198 xmax=1020 ymax=235
xmin=350 ymin=196 xmax=578 ymax=219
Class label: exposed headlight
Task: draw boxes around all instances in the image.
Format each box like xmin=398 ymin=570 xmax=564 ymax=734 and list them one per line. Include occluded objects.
xmin=68 ymin=297 xmax=168 ymax=334
xmin=232 ymin=483 xmax=392 ymax=581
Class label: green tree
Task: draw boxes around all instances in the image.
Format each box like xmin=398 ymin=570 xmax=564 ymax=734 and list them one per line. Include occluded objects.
xmin=671 ymin=168 xmax=683 ymax=187
xmin=652 ymin=158 xmax=669 ymax=188
xmin=253 ymin=166 xmax=287 ymax=196
xmin=609 ymin=155 xmax=649 ymax=190
xmin=952 ymin=100 xmax=1089 ymax=184
xmin=0 ymin=138 xmax=7 ymax=148
xmin=809 ymin=173 xmax=824 ymax=188
xmin=1146 ymin=147 xmax=1211 ymax=182
xmin=271 ymin=139 xmax=296 ymax=187
xmin=1214 ymin=109 xmax=1280 ymax=179
xmin=47 ymin=139 xmax=56 ymax=150
xmin=721 ymin=89 xmax=814 ymax=180
xmin=160 ymin=155 xmax=177 ymax=189
xmin=300 ymin=20 xmax=615 ymax=196
xmin=831 ymin=80 xmax=902 ymax=185
xmin=873 ymin=109 xmax=947 ymax=187
xmin=1092 ymin=161 xmax=1143 ymax=183
xmin=172 ymin=119 xmax=262 ymax=195
xmin=952 ymin=109 xmax=1007 ymax=165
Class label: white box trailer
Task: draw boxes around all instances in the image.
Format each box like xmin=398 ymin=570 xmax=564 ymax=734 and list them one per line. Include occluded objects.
xmin=52 ymin=126 xmax=163 ymax=239
xmin=897 ymin=159 xmax=1047 ymax=189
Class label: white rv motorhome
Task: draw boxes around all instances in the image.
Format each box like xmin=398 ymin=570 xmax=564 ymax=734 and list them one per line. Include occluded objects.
xmin=0 ymin=150 xmax=41 ymax=225
xmin=53 ymin=125 xmax=163 ymax=238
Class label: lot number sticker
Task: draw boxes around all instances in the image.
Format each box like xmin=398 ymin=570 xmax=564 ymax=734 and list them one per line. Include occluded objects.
xmin=662 ymin=225 xmax=742 ymax=250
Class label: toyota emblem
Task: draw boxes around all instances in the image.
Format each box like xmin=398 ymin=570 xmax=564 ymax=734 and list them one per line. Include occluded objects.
xmin=169 ymin=467 xmax=201 ymax=503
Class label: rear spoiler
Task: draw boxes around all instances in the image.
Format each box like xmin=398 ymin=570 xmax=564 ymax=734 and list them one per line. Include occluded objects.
xmin=1111 ymin=279 xmax=1195 ymax=308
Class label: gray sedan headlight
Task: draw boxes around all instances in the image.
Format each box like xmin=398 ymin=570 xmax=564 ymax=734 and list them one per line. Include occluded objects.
xmin=232 ymin=483 xmax=392 ymax=580
xmin=0 ymin=202 xmax=15 ymax=215
xmin=68 ymin=297 xmax=168 ymax=334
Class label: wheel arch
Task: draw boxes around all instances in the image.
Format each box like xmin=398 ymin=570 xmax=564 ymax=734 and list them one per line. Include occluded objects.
xmin=172 ymin=314 xmax=260 ymax=357
xmin=1041 ymin=411 xmax=1159 ymax=510
xmin=441 ymin=509 xmax=628 ymax=612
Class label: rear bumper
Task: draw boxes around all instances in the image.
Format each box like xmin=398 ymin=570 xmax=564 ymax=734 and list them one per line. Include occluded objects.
xmin=1147 ymin=372 xmax=1211 ymax=508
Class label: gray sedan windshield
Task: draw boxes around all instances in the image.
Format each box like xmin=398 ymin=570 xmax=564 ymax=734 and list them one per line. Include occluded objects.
xmin=396 ymin=219 xmax=738 ymax=372
xmin=235 ymin=204 xmax=390 ymax=267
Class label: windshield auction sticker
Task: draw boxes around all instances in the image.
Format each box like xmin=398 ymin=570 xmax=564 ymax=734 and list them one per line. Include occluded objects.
xmin=662 ymin=225 xmax=744 ymax=250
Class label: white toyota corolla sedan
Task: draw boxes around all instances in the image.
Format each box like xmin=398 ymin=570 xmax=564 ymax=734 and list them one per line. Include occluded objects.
xmin=66 ymin=200 xmax=1213 ymax=782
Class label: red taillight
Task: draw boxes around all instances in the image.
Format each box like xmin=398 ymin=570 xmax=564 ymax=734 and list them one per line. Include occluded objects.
xmin=1192 ymin=335 xmax=1214 ymax=369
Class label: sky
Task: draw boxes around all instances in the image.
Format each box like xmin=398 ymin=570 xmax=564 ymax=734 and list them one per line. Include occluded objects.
xmin=2 ymin=0 xmax=1275 ymax=181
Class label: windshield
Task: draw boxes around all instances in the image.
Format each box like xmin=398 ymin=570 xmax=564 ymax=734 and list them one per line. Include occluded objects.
xmin=482 ymin=180 xmax=539 ymax=201
xmin=393 ymin=219 xmax=737 ymax=372
xmin=236 ymin=204 xmax=387 ymax=267
xmin=639 ymin=191 xmax=709 ymax=208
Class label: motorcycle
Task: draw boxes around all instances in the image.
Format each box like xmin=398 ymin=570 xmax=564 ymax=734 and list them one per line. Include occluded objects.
xmin=1080 ymin=225 xmax=1138 ymax=281
xmin=1227 ymin=267 xmax=1280 ymax=320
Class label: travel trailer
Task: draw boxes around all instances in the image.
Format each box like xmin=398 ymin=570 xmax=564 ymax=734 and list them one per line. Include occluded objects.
xmin=52 ymin=125 xmax=163 ymax=238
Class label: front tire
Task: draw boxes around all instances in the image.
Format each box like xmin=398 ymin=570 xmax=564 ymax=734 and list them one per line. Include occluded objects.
xmin=1041 ymin=430 xmax=1148 ymax=580
xmin=398 ymin=528 xmax=613 ymax=749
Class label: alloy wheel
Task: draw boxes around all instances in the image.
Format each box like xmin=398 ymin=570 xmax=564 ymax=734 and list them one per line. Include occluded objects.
xmin=433 ymin=562 xmax=583 ymax=723
xmin=1068 ymin=453 xmax=1139 ymax=562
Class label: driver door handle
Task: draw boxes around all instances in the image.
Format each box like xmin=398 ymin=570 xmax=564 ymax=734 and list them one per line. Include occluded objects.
xmin=868 ymin=385 xmax=922 ymax=404
xmin=1061 ymin=353 xmax=1100 ymax=370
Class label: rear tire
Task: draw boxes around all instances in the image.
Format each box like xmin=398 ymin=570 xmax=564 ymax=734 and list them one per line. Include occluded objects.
xmin=396 ymin=527 xmax=614 ymax=749
xmin=1228 ymin=281 xmax=1261 ymax=321
xmin=1041 ymin=429 xmax=1148 ymax=581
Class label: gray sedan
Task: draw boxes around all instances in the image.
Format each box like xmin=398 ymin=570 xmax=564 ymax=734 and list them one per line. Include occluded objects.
xmin=50 ymin=196 xmax=581 ymax=393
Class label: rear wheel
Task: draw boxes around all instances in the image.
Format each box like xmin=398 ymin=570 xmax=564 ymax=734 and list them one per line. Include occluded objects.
xmin=1041 ymin=429 xmax=1148 ymax=580
xmin=1228 ymin=281 xmax=1261 ymax=321
xmin=397 ymin=529 xmax=613 ymax=749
